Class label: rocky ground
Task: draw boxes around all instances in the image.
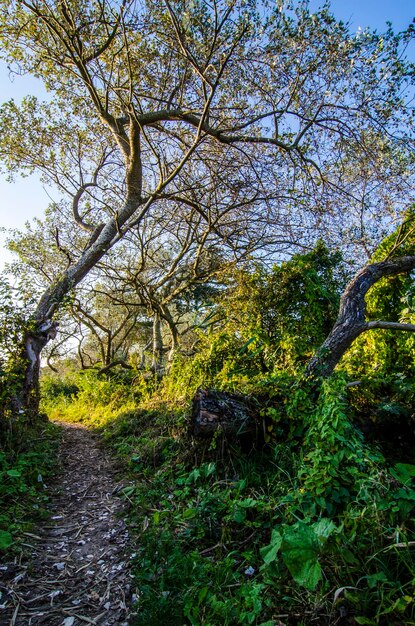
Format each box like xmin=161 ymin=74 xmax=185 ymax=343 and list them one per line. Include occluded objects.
xmin=0 ymin=422 xmax=136 ymax=626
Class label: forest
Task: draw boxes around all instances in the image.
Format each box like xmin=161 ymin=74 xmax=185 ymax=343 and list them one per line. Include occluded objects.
xmin=1 ymin=0 xmax=415 ymax=624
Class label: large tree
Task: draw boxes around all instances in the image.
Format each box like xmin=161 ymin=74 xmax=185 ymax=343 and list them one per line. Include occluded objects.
xmin=0 ymin=0 xmax=414 ymax=414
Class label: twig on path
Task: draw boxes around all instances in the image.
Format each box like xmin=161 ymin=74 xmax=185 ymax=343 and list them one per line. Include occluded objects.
xmin=62 ymin=609 xmax=98 ymax=624
xmin=99 ymin=581 xmax=112 ymax=604
xmin=18 ymin=580 xmax=63 ymax=586
xmin=10 ymin=601 xmax=20 ymax=626
xmin=82 ymin=484 xmax=93 ymax=497
xmin=92 ymin=609 xmax=111 ymax=622
xmin=75 ymin=524 xmax=88 ymax=539
xmin=23 ymin=532 xmax=43 ymax=540
xmin=25 ymin=591 xmax=56 ymax=605
xmin=74 ymin=561 xmax=97 ymax=575
xmin=43 ymin=524 xmax=79 ymax=531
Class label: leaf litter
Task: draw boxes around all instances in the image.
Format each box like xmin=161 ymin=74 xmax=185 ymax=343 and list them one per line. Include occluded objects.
xmin=0 ymin=422 xmax=137 ymax=625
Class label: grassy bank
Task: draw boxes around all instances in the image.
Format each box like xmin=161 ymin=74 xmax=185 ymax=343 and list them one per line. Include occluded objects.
xmin=0 ymin=420 xmax=61 ymax=553
xmin=41 ymin=370 xmax=415 ymax=625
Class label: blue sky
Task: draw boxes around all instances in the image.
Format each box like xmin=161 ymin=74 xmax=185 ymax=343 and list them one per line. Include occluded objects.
xmin=0 ymin=0 xmax=414 ymax=269
xmin=330 ymin=0 xmax=414 ymax=32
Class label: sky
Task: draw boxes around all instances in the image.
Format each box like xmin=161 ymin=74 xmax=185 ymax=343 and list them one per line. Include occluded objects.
xmin=0 ymin=0 xmax=414 ymax=270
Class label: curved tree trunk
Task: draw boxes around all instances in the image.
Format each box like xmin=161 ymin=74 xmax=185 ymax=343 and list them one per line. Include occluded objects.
xmin=15 ymin=197 xmax=143 ymax=416
xmin=306 ymin=256 xmax=415 ymax=379
xmin=98 ymin=360 xmax=133 ymax=375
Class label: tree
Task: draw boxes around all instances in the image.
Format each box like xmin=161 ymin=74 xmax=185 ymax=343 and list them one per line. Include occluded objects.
xmin=307 ymin=216 xmax=415 ymax=378
xmin=0 ymin=0 xmax=414 ymax=415
xmin=70 ymin=289 xmax=141 ymax=371
xmin=6 ymin=192 xmax=251 ymax=373
xmin=306 ymin=258 xmax=415 ymax=379
xmin=188 ymin=242 xmax=342 ymax=381
xmin=234 ymin=243 xmax=342 ymax=372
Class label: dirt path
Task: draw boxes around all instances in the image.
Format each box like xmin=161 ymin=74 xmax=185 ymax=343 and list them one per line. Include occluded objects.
xmin=0 ymin=422 xmax=136 ymax=625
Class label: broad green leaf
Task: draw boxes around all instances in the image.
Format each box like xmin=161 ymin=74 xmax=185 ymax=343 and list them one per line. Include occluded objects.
xmin=312 ymin=518 xmax=337 ymax=541
xmin=233 ymin=508 xmax=246 ymax=523
xmin=391 ymin=465 xmax=415 ymax=486
xmin=6 ymin=469 xmax=21 ymax=478
xmin=396 ymin=463 xmax=415 ymax=474
xmin=281 ymin=523 xmax=322 ymax=590
xmin=260 ymin=528 xmax=282 ymax=566
xmin=0 ymin=530 xmax=13 ymax=550
xmin=238 ymin=498 xmax=258 ymax=508
xmin=365 ymin=571 xmax=388 ymax=588
xmin=198 ymin=586 xmax=209 ymax=603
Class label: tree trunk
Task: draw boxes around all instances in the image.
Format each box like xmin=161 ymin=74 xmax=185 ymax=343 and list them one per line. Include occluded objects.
xmin=151 ymin=313 xmax=164 ymax=373
xmin=306 ymin=256 xmax=415 ymax=379
xmin=161 ymin=305 xmax=179 ymax=364
xmin=191 ymin=388 xmax=258 ymax=438
xmin=15 ymin=197 xmax=143 ymax=416
xmin=17 ymin=321 xmax=58 ymax=418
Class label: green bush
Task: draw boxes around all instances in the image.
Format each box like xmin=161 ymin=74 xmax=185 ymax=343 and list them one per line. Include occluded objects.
xmin=40 ymin=368 xmax=156 ymax=427
xmin=98 ymin=375 xmax=415 ymax=625
xmin=41 ymin=376 xmax=79 ymax=402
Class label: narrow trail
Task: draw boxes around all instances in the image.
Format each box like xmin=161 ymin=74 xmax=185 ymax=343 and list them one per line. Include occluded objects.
xmin=0 ymin=422 xmax=136 ymax=626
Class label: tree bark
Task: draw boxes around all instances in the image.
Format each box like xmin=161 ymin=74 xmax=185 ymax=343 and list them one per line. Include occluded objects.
xmin=18 ymin=320 xmax=58 ymax=419
xmin=161 ymin=305 xmax=180 ymax=364
xmin=151 ymin=312 xmax=164 ymax=373
xmin=191 ymin=388 xmax=258 ymax=438
xmin=306 ymin=256 xmax=415 ymax=379
xmin=98 ymin=360 xmax=133 ymax=375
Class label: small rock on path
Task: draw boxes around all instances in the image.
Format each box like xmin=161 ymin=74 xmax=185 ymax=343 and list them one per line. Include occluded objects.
xmin=0 ymin=422 xmax=136 ymax=625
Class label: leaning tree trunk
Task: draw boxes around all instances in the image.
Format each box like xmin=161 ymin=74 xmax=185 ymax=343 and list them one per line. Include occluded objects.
xmin=306 ymin=256 xmax=415 ymax=379
xmin=14 ymin=195 xmax=143 ymax=417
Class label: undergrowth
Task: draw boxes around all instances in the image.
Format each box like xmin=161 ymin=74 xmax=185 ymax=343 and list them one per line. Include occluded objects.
xmin=43 ymin=370 xmax=415 ymax=625
xmin=40 ymin=368 xmax=153 ymax=427
xmin=0 ymin=420 xmax=61 ymax=553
